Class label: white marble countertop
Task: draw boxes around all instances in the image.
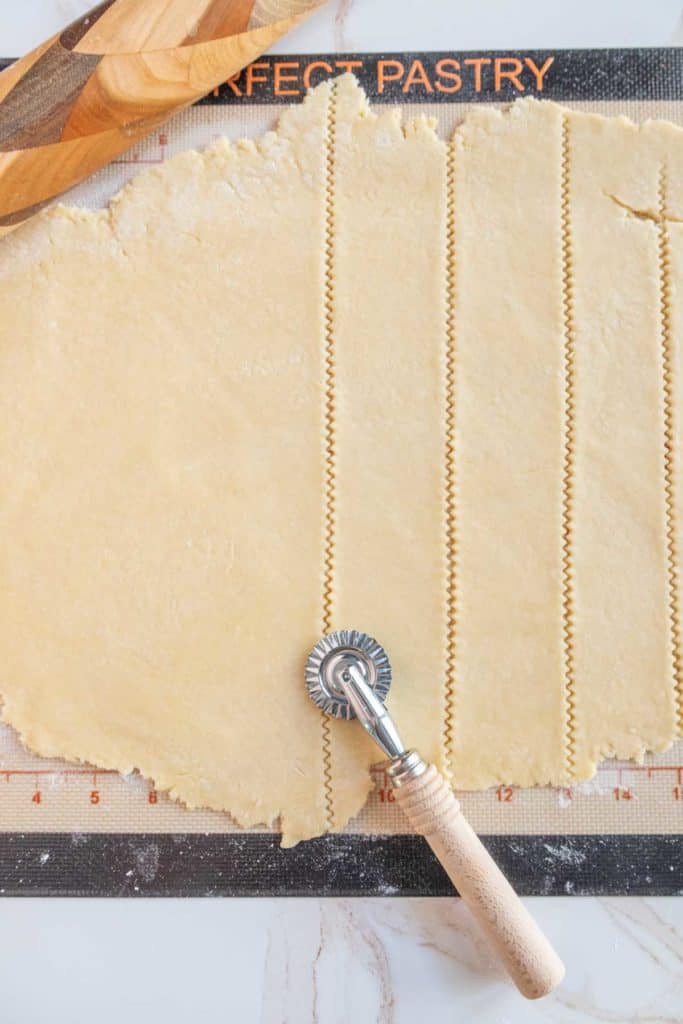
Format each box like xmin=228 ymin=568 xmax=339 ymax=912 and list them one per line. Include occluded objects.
xmin=1 ymin=2 xmax=683 ymax=1022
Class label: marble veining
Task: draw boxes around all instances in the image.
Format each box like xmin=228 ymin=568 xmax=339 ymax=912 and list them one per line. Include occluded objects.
xmin=254 ymin=898 xmax=682 ymax=1023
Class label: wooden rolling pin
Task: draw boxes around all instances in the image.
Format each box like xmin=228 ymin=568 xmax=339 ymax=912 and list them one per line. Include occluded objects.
xmin=0 ymin=0 xmax=325 ymax=234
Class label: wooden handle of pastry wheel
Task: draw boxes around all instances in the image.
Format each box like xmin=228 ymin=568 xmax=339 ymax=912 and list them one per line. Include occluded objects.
xmin=0 ymin=0 xmax=326 ymax=235
xmin=393 ymin=762 xmax=565 ymax=999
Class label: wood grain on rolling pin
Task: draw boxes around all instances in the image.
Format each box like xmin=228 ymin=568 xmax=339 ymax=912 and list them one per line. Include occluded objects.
xmin=0 ymin=0 xmax=324 ymax=233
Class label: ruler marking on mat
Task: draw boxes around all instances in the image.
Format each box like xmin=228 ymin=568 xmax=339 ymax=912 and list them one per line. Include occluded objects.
xmin=2 ymin=757 xmax=682 ymax=816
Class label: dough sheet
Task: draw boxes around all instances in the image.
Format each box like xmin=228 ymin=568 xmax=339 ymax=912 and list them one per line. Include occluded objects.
xmin=0 ymin=76 xmax=681 ymax=843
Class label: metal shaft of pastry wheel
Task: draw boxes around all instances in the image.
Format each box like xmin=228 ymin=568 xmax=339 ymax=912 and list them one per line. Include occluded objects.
xmin=305 ymin=630 xmax=566 ymax=999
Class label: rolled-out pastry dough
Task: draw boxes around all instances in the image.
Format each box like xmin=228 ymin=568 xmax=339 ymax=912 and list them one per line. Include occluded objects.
xmin=0 ymin=76 xmax=681 ymax=843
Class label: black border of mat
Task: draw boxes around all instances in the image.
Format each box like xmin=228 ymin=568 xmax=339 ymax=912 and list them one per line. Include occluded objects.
xmin=195 ymin=47 xmax=683 ymax=104
xmin=2 ymin=48 xmax=683 ymax=103
xmin=0 ymin=833 xmax=681 ymax=896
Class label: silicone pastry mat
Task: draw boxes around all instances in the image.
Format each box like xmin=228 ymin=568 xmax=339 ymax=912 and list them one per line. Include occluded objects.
xmin=0 ymin=48 xmax=682 ymax=896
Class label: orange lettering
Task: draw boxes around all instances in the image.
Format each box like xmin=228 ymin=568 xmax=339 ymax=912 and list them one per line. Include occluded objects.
xmin=464 ymin=57 xmax=491 ymax=92
xmin=402 ymin=58 xmax=433 ymax=93
xmin=303 ymin=59 xmax=333 ymax=90
xmin=435 ymin=57 xmax=462 ymax=93
xmin=377 ymin=59 xmax=405 ymax=93
xmin=274 ymin=61 xmax=300 ymax=97
xmin=245 ymin=61 xmax=269 ymax=97
xmin=494 ymin=57 xmax=524 ymax=92
xmin=224 ymin=73 xmax=242 ymax=97
xmin=335 ymin=59 xmax=363 ymax=75
xmin=524 ymin=55 xmax=555 ymax=91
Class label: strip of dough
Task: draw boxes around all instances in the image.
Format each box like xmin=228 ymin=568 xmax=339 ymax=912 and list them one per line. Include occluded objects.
xmin=327 ymin=76 xmax=448 ymax=827
xmin=568 ymin=112 xmax=677 ymax=773
xmin=451 ymin=100 xmax=567 ymax=787
xmin=649 ymin=118 xmax=683 ymax=734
